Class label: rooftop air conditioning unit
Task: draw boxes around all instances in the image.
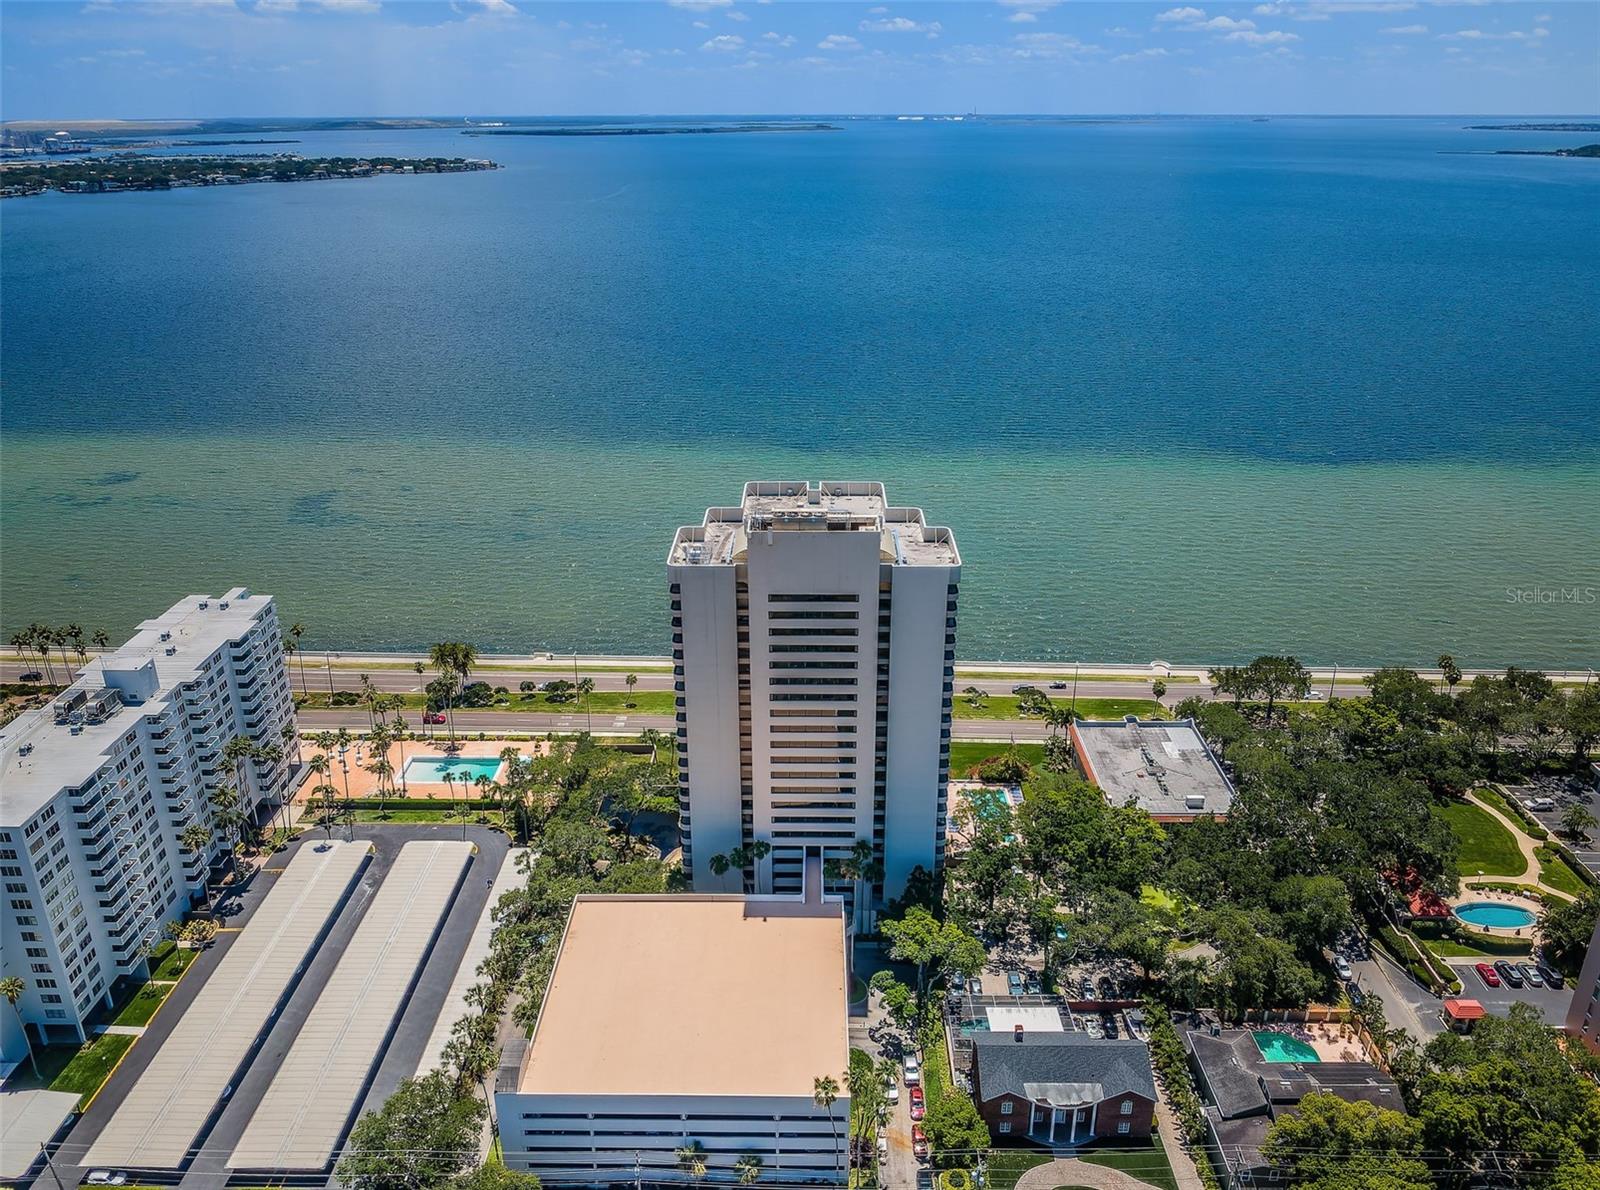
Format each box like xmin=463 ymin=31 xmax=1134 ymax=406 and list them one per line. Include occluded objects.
xmin=219 ymin=601 xmax=229 ymax=610
xmin=1186 ymin=794 xmax=1206 ymax=811
xmin=198 ymin=601 xmax=209 ymax=610
xmin=159 ymin=632 xmax=171 ymax=642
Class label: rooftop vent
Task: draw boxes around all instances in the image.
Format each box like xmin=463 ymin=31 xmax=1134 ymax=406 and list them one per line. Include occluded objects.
xmin=219 ymin=601 xmax=229 ymax=610
xmin=159 ymin=631 xmax=171 ymax=642
xmin=1186 ymin=794 xmax=1206 ymax=811
xmin=198 ymin=601 xmax=209 ymax=610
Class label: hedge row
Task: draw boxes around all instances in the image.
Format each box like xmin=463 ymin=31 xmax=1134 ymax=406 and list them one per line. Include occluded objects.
xmin=1145 ymin=1004 xmax=1222 ymax=1190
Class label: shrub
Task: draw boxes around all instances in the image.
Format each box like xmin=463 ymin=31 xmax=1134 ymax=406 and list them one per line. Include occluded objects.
xmin=975 ymin=753 xmax=1031 ymax=784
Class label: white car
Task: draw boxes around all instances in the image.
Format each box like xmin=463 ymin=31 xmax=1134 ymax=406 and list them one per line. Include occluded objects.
xmin=884 ymin=1077 xmax=899 ymax=1103
xmin=1333 ymin=955 xmax=1353 ymax=981
xmin=85 ymin=1175 xmax=127 ymax=1187
xmin=903 ymin=1056 xmax=921 ymax=1086
xmin=876 ymin=1135 xmax=889 ymax=1163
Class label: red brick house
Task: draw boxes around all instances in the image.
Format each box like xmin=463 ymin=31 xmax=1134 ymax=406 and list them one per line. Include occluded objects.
xmin=970 ymin=1031 xmax=1157 ymax=1147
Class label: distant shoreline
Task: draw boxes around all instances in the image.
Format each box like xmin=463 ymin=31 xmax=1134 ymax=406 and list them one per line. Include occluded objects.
xmin=461 ymin=122 xmax=839 ymax=137
xmin=0 ymin=153 xmax=498 ymax=199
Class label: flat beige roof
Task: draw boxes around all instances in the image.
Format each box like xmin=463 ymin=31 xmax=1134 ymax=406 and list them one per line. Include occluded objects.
xmin=519 ymin=895 xmax=847 ymax=1099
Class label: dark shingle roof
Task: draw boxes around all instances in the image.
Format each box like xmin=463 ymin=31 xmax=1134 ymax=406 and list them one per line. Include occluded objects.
xmin=972 ymin=1032 xmax=1155 ymax=1104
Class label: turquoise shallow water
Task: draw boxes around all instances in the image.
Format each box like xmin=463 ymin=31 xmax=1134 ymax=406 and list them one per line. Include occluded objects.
xmin=2 ymin=117 xmax=1597 ymax=663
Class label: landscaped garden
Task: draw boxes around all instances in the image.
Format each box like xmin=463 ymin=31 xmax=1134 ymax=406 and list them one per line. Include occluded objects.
xmin=1433 ymin=799 xmax=1524 ymax=877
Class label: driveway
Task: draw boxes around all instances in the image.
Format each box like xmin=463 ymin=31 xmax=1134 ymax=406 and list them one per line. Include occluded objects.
xmin=1014 ymin=1158 xmax=1160 ymax=1190
xmin=1350 ymin=950 xmax=1445 ymax=1040
xmin=1510 ymin=778 xmax=1600 ymax=878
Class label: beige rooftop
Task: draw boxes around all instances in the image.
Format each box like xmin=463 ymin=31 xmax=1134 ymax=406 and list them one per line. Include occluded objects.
xmin=670 ymin=481 xmax=959 ymax=569
xmin=519 ymin=894 xmax=848 ymax=1099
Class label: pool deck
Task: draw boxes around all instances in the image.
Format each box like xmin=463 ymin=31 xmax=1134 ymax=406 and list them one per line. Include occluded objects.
xmin=1446 ymin=888 xmax=1546 ymax=938
xmin=291 ymin=738 xmax=549 ymax=804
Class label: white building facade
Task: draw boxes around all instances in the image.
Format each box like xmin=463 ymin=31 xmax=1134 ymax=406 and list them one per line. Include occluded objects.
xmin=668 ymin=482 xmax=960 ymax=908
xmin=1 ymin=589 xmax=295 ymax=1065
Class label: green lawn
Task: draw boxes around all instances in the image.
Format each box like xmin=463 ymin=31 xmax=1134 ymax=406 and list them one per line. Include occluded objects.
xmin=1434 ymin=800 xmax=1526 ymax=877
xmin=48 ymin=1033 xmax=135 ymax=1109
xmin=1535 ymin=846 xmax=1590 ymax=897
xmin=112 ymin=981 xmax=174 ymax=1028
xmin=954 ymin=696 xmax=1163 ymax=722
xmin=946 ymin=741 xmax=1046 ymax=778
xmin=1475 ymin=787 xmax=1549 ymax=839
xmin=1080 ymin=1136 xmax=1179 ymax=1190
xmin=985 ymin=1152 xmax=1051 ymax=1190
xmin=148 ymin=940 xmax=197 ymax=981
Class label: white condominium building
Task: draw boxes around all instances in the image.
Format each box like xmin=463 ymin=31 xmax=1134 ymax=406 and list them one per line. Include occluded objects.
xmin=1 ymin=589 xmax=295 ymax=1067
xmin=1565 ymin=915 xmax=1600 ymax=1055
xmin=668 ymin=482 xmax=960 ymax=908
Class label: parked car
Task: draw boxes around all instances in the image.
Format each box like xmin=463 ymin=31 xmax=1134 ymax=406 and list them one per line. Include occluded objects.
xmin=1025 ymin=971 xmax=1042 ymax=994
xmin=884 ymin=1076 xmax=899 ymax=1104
xmin=910 ymin=1085 xmax=926 ymax=1120
xmin=422 ymin=711 xmax=447 ymax=724
xmin=1333 ymin=955 xmax=1353 ymax=981
xmin=967 ymin=976 xmax=983 ymax=995
xmin=1475 ymin=962 xmax=1502 ymax=988
xmin=1526 ymin=797 xmax=1556 ymax=812
xmin=1097 ymin=974 xmax=1117 ymax=999
xmin=84 ymin=1175 xmax=126 ymax=1187
xmin=1536 ymin=961 xmax=1565 ymax=990
xmin=1007 ymin=970 xmax=1025 ymax=996
xmin=17 ymin=670 xmax=43 ymax=682
xmin=903 ymin=1055 xmax=921 ymax=1086
xmin=1494 ymin=960 xmax=1525 ymax=988
xmin=1102 ymin=1012 xmax=1119 ymax=1040
xmin=1079 ymin=975 xmax=1095 ymax=999
xmin=876 ymin=1135 xmax=888 ymax=1164
xmin=912 ymin=1125 xmax=929 ymax=1160
xmin=1517 ymin=963 xmax=1544 ymax=988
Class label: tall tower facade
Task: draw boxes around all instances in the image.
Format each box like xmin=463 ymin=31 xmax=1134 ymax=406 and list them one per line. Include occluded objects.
xmin=668 ymin=482 xmax=960 ymax=912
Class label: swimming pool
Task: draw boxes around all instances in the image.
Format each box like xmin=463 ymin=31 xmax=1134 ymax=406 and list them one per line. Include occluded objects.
xmin=1252 ymin=1032 xmax=1321 ymax=1063
xmin=403 ymin=756 xmax=505 ymax=785
xmin=1454 ymin=902 xmax=1536 ymax=930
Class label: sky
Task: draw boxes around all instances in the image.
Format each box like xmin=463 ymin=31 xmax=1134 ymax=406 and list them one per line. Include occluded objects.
xmin=1 ymin=0 xmax=1595 ymax=120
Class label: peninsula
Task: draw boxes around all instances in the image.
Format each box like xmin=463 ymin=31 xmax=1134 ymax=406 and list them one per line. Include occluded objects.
xmin=1495 ymin=143 xmax=1600 ymax=158
xmin=461 ymin=121 xmax=838 ymax=137
xmin=0 ymin=153 xmax=498 ymax=198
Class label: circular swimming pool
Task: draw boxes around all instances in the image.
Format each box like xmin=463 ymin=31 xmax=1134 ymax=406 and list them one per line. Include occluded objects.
xmin=1454 ymin=902 xmax=1536 ymax=929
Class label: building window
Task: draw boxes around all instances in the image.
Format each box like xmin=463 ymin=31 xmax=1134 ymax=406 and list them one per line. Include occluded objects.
xmin=1000 ymin=1101 xmax=1013 ymax=1115
xmin=1117 ymin=1122 xmax=1131 ymax=1135
xmin=998 ymin=1122 xmax=1011 ymax=1135
xmin=1120 ymin=1100 xmax=1133 ymax=1116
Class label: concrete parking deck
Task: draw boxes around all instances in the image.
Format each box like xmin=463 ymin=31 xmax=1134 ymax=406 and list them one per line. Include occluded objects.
xmin=227 ymin=840 xmax=474 ymax=1171
xmin=81 ymin=840 xmax=369 ymax=1170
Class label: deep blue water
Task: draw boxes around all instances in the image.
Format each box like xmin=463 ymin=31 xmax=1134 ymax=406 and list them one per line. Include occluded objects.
xmin=3 ymin=117 xmax=1598 ymax=663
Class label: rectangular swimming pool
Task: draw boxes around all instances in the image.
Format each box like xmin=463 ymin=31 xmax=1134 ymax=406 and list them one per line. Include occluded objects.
xmin=403 ymin=756 xmax=505 ymax=785
xmin=1252 ymin=1031 xmax=1321 ymax=1063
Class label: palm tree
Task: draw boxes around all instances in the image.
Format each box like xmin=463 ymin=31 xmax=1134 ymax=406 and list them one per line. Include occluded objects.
xmin=366 ymin=722 xmax=394 ymax=818
xmin=91 ymin=628 xmax=110 ymax=651
xmin=391 ymin=711 xmax=412 ymax=797
xmin=474 ymin=774 xmax=498 ymax=827
xmin=625 ymin=672 xmax=638 ymax=707
xmin=734 ymin=1154 xmax=764 ymax=1185
xmin=32 ymin=624 xmax=56 ymax=685
xmin=313 ymin=783 xmax=344 ymax=840
xmin=65 ymin=623 xmax=87 ymax=671
xmin=1437 ymin=652 xmax=1463 ymax=695
xmin=208 ymin=783 xmax=244 ymax=876
xmin=577 ymin=676 xmax=596 ymax=733
xmin=289 ymin=622 xmax=309 ymax=695
xmin=1 ymin=975 xmax=38 ymax=1079
xmin=813 ymin=1075 xmax=841 ymax=1176
xmin=675 ymin=1141 xmax=708 ymax=1180
xmin=179 ymin=821 xmax=213 ymax=906
xmin=430 ymin=643 xmax=466 ymax=745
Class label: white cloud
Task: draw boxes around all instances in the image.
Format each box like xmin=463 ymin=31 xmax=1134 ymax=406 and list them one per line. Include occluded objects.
xmin=859 ymin=16 xmax=940 ymax=35
xmin=818 ymin=33 xmax=861 ymax=50
xmin=1535 ymin=12 xmax=1550 ymax=22
xmin=1007 ymin=10 xmax=1036 ymax=21
xmin=1381 ymin=23 xmax=1427 ymax=33
xmin=1104 ymin=25 xmax=1139 ymax=36
xmin=726 ymin=8 xmax=748 ymax=19
xmin=1112 ymin=46 xmax=1170 ymax=62
xmin=1440 ymin=26 xmax=1547 ymax=40
xmin=998 ymin=0 xmax=1061 ymax=10
xmin=761 ymin=30 xmax=796 ymax=46
xmin=1156 ymin=7 xmax=1206 ymax=23
xmin=1224 ymin=28 xmax=1299 ymax=43
xmin=471 ymin=0 xmax=518 ymax=14
xmin=1012 ymin=31 xmax=1099 ymax=56
xmin=1198 ymin=15 xmax=1255 ymax=30
xmin=668 ymin=0 xmax=731 ymax=10
xmin=1256 ymin=1 xmax=1413 ymax=18
xmin=701 ymin=33 xmax=744 ymax=50
xmin=313 ymin=0 xmax=379 ymax=11
xmin=693 ymin=20 xmax=708 ymax=28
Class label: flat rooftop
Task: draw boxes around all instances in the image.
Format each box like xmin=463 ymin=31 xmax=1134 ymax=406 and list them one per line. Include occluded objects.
xmin=1071 ymin=717 xmax=1235 ymax=819
xmin=669 ymin=481 xmax=959 ymax=569
xmin=517 ymin=894 xmax=848 ymax=1099
xmin=0 ymin=587 xmax=273 ymax=826
xmin=84 ymin=840 xmax=370 ymax=1170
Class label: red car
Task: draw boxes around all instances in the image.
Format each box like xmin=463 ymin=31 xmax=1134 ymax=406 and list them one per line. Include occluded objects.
xmin=422 ymin=711 xmax=447 ymax=724
xmin=909 ymin=1085 xmax=925 ymax=1120
xmin=911 ymin=1125 xmax=928 ymax=1161
xmin=1475 ymin=961 xmax=1501 ymax=988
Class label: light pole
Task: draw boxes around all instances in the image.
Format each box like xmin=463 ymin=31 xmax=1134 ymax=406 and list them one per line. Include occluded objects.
xmin=338 ymin=745 xmax=353 ymax=841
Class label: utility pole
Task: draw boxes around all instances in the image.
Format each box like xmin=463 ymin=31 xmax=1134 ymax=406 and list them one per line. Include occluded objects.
xmin=38 ymin=1144 xmax=66 ymax=1190
xmin=1071 ymin=660 xmax=1079 ymax=715
xmin=325 ymin=652 xmax=335 ymax=697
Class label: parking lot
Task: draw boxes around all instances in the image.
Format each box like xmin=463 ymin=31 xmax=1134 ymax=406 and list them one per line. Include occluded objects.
xmin=53 ymin=824 xmax=508 ymax=1189
xmin=1504 ymin=775 xmax=1600 ymax=877
xmin=1446 ymin=958 xmax=1574 ymax=1026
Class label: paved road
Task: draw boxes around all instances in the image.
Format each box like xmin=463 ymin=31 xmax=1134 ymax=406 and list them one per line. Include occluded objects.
xmin=50 ymin=825 xmax=507 ymax=1189
xmin=1350 ymin=949 xmax=1445 ymax=1041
